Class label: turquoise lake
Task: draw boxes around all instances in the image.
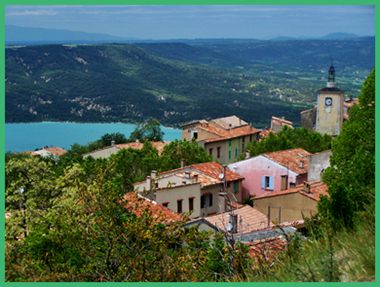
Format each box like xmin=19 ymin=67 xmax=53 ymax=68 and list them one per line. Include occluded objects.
xmin=5 ymin=122 xmax=182 ymax=152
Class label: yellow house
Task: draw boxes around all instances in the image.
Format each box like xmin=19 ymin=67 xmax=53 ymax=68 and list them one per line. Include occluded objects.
xmin=134 ymin=162 xmax=244 ymax=219
xmin=253 ymin=181 xmax=328 ymax=224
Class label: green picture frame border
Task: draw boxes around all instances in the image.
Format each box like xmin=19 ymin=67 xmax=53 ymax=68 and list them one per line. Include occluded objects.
xmin=0 ymin=1 xmax=378 ymax=285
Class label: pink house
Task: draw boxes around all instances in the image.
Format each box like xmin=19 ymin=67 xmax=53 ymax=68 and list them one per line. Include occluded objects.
xmin=228 ymin=148 xmax=311 ymax=199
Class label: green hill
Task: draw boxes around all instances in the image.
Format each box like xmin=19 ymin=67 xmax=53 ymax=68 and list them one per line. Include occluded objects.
xmin=6 ymin=38 xmax=374 ymax=127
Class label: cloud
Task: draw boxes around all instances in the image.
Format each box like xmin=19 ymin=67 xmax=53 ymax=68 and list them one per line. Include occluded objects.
xmin=7 ymin=10 xmax=57 ymax=16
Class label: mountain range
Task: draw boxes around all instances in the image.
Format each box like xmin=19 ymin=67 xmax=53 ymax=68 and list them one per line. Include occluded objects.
xmin=6 ymin=25 xmax=369 ymax=45
xmin=6 ymin=37 xmax=374 ymax=128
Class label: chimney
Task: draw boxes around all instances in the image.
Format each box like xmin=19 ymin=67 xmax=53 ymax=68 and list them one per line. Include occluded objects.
xmin=299 ymin=160 xmax=305 ymax=169
xmin=146 ymin=176 xmax=152 ymax=189
xmin=180 ymin=159 xmax=185 ymax=168
xmin=303 ymin=181 xmax=311 ymax=193
xmin=228 ymin=214 xmax=238 ymax=233
xmin=193 ymin=174 xmax=198 ymax=183
xmin=151 ymin=170 xmax=157 ymax=179
xmin=111 ymin=140 xmax=115 ymax=146
xmin=185 ymin=171 xmax=191 ymax=179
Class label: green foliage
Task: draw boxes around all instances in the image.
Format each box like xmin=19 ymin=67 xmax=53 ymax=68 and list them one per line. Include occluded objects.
xmin=251 ymin=218 xmax=374 ymax=282
xmin=5 ymin=153 xmax=253 ymax=281
xmin=129 ymin=119 xmax=164 ymax=142
xmin=246 ymin=126 xmax=332 ymax=156
xmin=160 ymin=139 xmax=212 ymax=171
xmin=320 ymin=69 xmax=375 ymax=229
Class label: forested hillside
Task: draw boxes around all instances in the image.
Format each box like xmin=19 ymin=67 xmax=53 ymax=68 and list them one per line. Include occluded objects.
xmin=6 ymin=37 xmax=374 ymax=127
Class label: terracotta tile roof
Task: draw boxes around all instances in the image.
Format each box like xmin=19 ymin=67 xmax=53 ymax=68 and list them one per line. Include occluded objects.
xmin=29 ymin=147 xmax=67 ymax=157
xmin=203 ymin=125 xmax=260 ymax=143
xmin=210 ymin=115 xmax=249 ymax=129
xmin=123 ymin=192 xmax=183 ymax=225
xmin=44 ymin=147 xmax=67 ymax=156
xmin=135 ymin=162 xmax=244 ymax=190
xmin=205 ymin=205 xmax=273 ymax=234
xmin=255 ymin=180 xmax=328 ymax=202
xmin=116 ymin=141 xmax=169 ymax=155
xmin=246 ymin=236 xmax=287 ymax=264
xmin=259 ymin=129 xmax=272 ymax=140
xmin=191 ymin=162 xmax=244 ymax=182
xmin=271 ymin=116 xmax=293 ymax=127
xmin=183 ymin=116 xmax=259 ymax=143
xmin=264 ymin=148 xmax=311 ymax=174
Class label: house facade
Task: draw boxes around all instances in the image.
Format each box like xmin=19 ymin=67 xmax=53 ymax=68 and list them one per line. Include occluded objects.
xmin=228 ymin=148 xmax=311 ymax=199
xmin=253 ymin=181 xmax=328 ymax=224
xmin=134 ymin=162 xmax=244 ymax=219
xmin=182 ymin=115 xmax=260 ymax=164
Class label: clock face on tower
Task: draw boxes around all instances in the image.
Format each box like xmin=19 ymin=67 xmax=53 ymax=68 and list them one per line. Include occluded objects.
xmin=325 ymin=97 xmax=333 ymax=107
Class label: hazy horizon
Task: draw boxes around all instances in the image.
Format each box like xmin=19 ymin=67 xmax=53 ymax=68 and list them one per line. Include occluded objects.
xmin=6 ymin=5 xmax=375 ymax=40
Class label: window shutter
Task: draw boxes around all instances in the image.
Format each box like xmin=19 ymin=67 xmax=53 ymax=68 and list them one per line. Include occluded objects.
xmin=269 ymin=176 xmax=274 ymax=190
xmin=261 ymin=176 xmax=265 ymax=189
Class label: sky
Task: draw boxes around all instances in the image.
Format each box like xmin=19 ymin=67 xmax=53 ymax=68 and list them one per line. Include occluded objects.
xmin=5 ymin=5 xmax=375 ymax=40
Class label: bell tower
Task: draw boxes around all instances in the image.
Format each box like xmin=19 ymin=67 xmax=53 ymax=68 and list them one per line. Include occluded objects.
xmin=315 ymin=64 xmax=344 ymax=136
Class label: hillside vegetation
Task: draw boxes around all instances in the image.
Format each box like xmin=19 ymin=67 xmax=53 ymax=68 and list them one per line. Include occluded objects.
xmin=6 ymin=37 xmax=374 ymax=127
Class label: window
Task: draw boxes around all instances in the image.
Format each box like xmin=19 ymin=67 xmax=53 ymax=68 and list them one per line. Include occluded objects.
xmin=192 ymin=131 xmax=198 ymax=140
xmin=201 ymin=194 xmax=213 ymax=208
xmin=265 ymin=176 xmax=270 ymax=188
xmin=177 ymin=200 xmax=183 ymax=213
xmin=155 ymin=182 xmax=159 ymax=188
xmin=162 ymin=202 xmax=169 ymax=208
xmin=228 ymin=140 xmax=232 ymax=146
xmin=228 ymin=150 xmax=232 ymax=160
xmin=217 ymin=147 xmax=221 ymax=158
xmin=201 ymin=195 xmax=206 ymax=208
xmin=235 ymin=147 xmax=238 ymax=158
xmin=189 ymin=197 xmax=194 ymax=212
xmin=249 ymin=135 xmax=253 ymax=142
xmin=233 ymin=182 xmax=239 ymax=194
xmin=261 ymin=176 xmax=274 ymax=191
xmin=242 ymin=137 xmax=245 ymax=151
xmin=209 ymin=148 xmax=213 ymax=156
xmin=281 ymin=175 xmax=288 ymax=191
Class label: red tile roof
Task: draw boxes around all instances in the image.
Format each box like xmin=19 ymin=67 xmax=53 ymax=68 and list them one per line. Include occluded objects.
xmin=247 ymin=236 xmax=287 ymax=264
xmin=191 ymin=162 xmax=244 ymax=182
xmin=271 ymin=116 xmax=293 ymax=127
xmin=116 ymin=141 xmax=169 ymax=155
xmin=28 ymin=147 xmax=67 ymax=157
xmin=205 ymin=205 xmax=273 ymax=234
xmin=264 ymin=148 xmax=311 ymax=174
xmin=183 ymin=116 xmax=259 ymax=143
xmin=123 ymin=192 xmax=183 ymax=225
xmin=255 ymin=180 xmax=329 ymax=202
xmin=203 ymin=125 xmax=260 ymax=143
xmin=259 ymin=129 xmax=272 ymax=141
xmin=134 ymin=162 xmax=243 ymax=190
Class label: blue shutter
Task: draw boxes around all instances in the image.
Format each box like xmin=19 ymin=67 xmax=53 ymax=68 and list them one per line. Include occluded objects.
xmin=261 ymin=176 xmax=265 ymax=189
xmin=269 ymin=176 xmax=274 ymax=190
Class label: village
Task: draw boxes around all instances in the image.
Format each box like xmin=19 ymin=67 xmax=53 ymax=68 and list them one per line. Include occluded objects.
xmin=23 ymin=65 xmax=361 ymax=262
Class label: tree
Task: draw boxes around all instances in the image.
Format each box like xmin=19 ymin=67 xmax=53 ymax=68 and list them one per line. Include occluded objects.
xmin=160 ymin=140 xmax=212 ymax=171
xmin=246 ymin=126 xmax=332 ymax=157
xmin=320 ymin=70 xmax=375 ymax=229
xmin=129 ymin=119 xmax=164 ymax=142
